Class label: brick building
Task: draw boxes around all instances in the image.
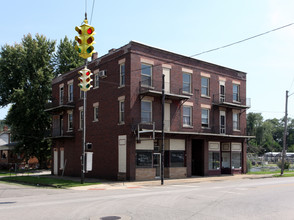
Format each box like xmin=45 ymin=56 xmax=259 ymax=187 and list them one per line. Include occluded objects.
xmin=46 ymin=41 xmax=251 ymax=180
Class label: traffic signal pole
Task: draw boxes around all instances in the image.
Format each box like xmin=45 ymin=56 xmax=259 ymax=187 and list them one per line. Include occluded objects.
xmin=81 ymin=60 xmax=88 ymax=184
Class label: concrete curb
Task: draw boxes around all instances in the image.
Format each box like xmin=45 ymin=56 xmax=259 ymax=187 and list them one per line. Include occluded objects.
xmin=70 ymin=174 xmax=274 ymax=191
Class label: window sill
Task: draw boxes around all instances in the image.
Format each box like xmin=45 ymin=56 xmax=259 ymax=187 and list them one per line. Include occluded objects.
xmin=93 ymin=86 xmax=99 ymax=90
xmin=182 ymin=91 xmax=193 ymax=96
xmin=201 ymin=95 xmax=210 ymax=99
xmin=118 ymin=122 xmax=125 ymax=125
xmin=233 ymin=129 xmax=241 ymax=132
xmin=141 ymin=85 xmax=154 ymax=89
xmin=118 ymin=85 xmax=125 ymax=89
xmin=183 ymin=125 xmax=193 ymax=129
xmin=93 ymin=120 xmax=99 ymax=123
xmin=67 ymin=130 xmax=73 ymax=133
xmin=202 ymin=126 xmax=210 ymax=129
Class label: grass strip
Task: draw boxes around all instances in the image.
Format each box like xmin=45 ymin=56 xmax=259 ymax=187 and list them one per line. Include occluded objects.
xmin=273 ymin=173 xmax=294 ymax=177
xmin=248 ymin=170 xmax=294 ymax=175
xmin=0 ymin=176 xmax=99 ymax=188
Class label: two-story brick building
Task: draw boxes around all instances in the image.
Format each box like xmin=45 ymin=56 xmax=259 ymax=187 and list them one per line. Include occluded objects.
xmin=46 ymin=41 xmax=251 ymax=181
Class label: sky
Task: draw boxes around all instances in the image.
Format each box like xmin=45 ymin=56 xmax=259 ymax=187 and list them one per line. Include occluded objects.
xmin=1 ymin=0 xmax=294 ymax=121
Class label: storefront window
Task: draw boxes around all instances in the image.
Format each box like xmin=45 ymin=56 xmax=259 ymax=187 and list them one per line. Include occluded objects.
xmin=136 ymin=151 xmax=152 ymax=168
xmin=170 ymin=151 xmax=185 ymax=167
xmin=231 ymin=152 xmax=242 ymax=169
xmin=209 ymin=152 xmax=220 ymax=170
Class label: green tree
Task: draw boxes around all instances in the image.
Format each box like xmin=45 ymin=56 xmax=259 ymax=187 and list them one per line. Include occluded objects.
xmin=52 ymin=36 xmax=84 ymax=76
xmin=0 ymin=34 xmax=55 ymax=168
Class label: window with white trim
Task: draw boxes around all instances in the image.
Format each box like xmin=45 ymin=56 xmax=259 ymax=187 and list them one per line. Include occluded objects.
xmin=141 ymin=63 xmax=152 ymax=86
xmin=233 ymin=84 xmax=240 ymax=102
xmin=233 ymin=112 xmax=240 ymax=130
xmin=120 ymin=63 xmax=125 ymax=87
xmin=59 ymin=86 xmax=64 ymax=104
xmin=182 ymin=73 xmax=191 ymax=93
xmin=201 ymin=108 xmax=209 ymax=128
xmin=183 ymin=106 xmax=192 ymax=126
xmin=93 ymin=106 xmax=98 ymax=122
xmin=201 ymin=77 xmax=209 ymax=96
xmin=141 ymin=100 xmax=152 ymax=123
xmin=68 ymin=111 xmax=73 ymax=131
xmin=119 ymin=101 xmax=125 ymax=123
xmin=68 ymin=83 xmax=73 ymax=102
xmin=94 ymin=73 xmax=99 ymax=88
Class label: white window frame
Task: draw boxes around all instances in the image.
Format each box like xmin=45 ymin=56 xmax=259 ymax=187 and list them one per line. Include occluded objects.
xmin=59 ymin=85 xmax=64 ymax=105
xmin=141 ymin=63 xmax=152 ymax=87
xmin=201 ymin=77 xmax=210 ymax=97
xmin=93 ymin=102 xmax=99 ymax=122
xmin=141 ymin=100 xmax=152 ymax=123
xmin=201 ymin=108 xmax=209 ymax=128
xmin=182 ymin=72 xmax=191 ymax=94
xmin=68 ymin=82 xmax=73 ymax=102
xmin=94 ymin=73 xmax=99 ymax=88
xmin=120 ymin=63 xmax=125 ymax=87
xmin=183 ymin=106 xmax=192 ymax=127
xmin=119 ymin=101 xmax=125 ymax=124
xmin=68 ymin=111 xmax=73 ymax=131
xmin=233 ymin=84 xmax=240 ymax=102
xmin=233 ymin=112 xmax=240 ymax=131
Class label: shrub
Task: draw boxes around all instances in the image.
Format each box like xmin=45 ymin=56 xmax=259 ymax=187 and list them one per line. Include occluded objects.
xmin=277 ymin=161 xmax=291 ymax=170
xmin=246 ymin=159 xmax=252 ymax=173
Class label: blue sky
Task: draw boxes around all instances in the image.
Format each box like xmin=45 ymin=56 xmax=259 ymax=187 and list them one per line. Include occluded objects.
xmin=1 ymin=0 xmax=294 ymax=120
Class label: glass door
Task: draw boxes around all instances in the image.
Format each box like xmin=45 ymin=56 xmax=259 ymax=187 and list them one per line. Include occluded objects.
xmin=153 ymin=153 xmax=161 ymax=178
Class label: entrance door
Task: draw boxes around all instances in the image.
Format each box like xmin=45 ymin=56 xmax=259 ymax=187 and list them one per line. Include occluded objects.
xmin=221 ymin=152 xmax=231 ymax=174
xmin=153 ymin=153 xmax=161 ymax=178
xmin=192 ymin=139 xmax=204 ymax=176
xmin=163 ymin=68 xmax=170 ymax=93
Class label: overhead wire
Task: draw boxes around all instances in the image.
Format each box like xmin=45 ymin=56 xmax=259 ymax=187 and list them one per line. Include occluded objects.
xmin=90 ymin=0 xmax=95 ymax=24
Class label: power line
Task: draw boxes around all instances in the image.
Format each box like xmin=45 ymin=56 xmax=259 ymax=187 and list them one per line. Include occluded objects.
xmin=129 ymin=23 xmax=294 ymax=74
xmin=90 ymin=0 xmax=96 ymax=25
xmin=190 ymin=23 xmax=294 ymax=58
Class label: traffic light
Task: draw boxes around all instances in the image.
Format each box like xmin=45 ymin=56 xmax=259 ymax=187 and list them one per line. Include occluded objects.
xmin=75 ymin=19 xmax=96 ymax=59
xmin=78 ymin=67 xmax=93 ymax=92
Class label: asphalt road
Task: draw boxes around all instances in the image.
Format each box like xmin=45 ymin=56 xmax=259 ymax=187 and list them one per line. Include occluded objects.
xmin=1 ymin=177 xmax=294 ymax=220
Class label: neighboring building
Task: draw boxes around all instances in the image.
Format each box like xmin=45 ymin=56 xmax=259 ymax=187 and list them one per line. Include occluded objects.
xmin=0 ymin=125 xmax=39 ymax=169
xmin=46 ymin=41 xmax=251 ymax=180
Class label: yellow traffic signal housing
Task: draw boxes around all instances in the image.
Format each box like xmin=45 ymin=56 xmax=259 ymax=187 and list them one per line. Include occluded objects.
xmin=75 ymin=19 xmax=96 ymax=59
xmin=78 ymin=67 xmax=93 ymax=91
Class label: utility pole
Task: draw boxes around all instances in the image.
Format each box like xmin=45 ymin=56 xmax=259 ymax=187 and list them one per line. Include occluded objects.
xmin=161 ymin=74 xmax=165 ymax=185
xmin=281 ymin=90 xmax=293 ymax=175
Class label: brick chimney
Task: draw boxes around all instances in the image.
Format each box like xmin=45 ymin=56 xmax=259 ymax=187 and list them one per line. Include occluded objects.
xmin=91 ymin=52 xmax=98 ymax=61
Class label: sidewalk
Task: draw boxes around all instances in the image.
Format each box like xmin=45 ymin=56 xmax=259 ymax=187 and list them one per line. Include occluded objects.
xmin=69 ymin=174 xmax=274 ymax=191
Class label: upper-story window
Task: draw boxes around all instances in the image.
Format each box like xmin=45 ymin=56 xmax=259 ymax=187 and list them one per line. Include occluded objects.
xmin=201 ymin=108 xmax=209 ymax=128
xmin=59 ymin=85 xmax=64 ymax=105
xmin=120 ymin=63 xmax=125 ymax=87
xmin=68 ymin=111 xmax=73 ymax=131
xmin=141 ymin=100 xmax=152 ymax=123
xmin=119 ymin=101 xmax=125 ymax=123
xmin=182 ymin=73 xmax=191 ymax=93
xmin=201 ymin=77 xmax=210 ymax=97
xmin=233 ymin=112 xmax=240 ymax=130
xmin=68 ymin=82 xmax=73 ymax=102
xmin=233 ymin=84 xmax=240 ymax=102
xmin=183 ymin=106 xmax=192 ymax=126
xmin=93 ymin=102 xmax=99 ymax=122
xmin=141 ymin=63 xmax=152 ymax=87
xmin=94 ymin=72 xmax=99 ymax=88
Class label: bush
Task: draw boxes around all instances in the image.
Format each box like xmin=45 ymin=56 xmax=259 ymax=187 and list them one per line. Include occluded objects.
xmin=277 ymin=161 xmax=291 ymax=170
xmin=246 ymin=159 xmax=252 ymax=173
